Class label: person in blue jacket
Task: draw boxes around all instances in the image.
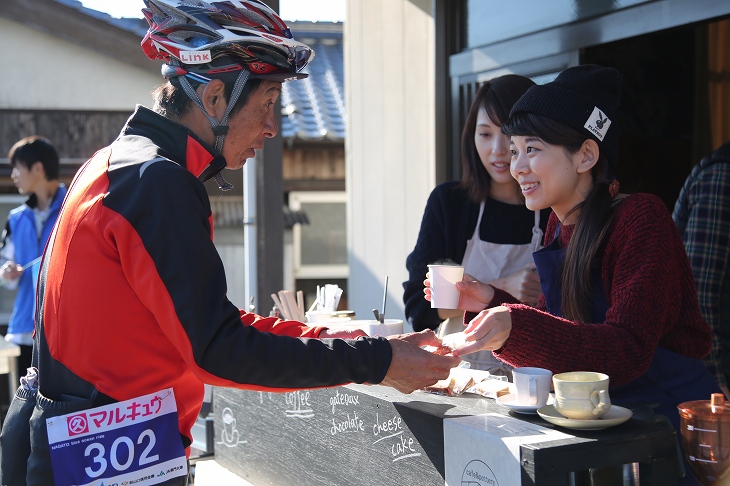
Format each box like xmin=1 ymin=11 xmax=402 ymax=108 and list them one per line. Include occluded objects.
xmin=0 ymin=136 xmax=66 ymax=375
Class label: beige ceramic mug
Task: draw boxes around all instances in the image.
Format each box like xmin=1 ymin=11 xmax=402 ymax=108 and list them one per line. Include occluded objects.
xmin=553 ymin=371 xmax=611 ymax=420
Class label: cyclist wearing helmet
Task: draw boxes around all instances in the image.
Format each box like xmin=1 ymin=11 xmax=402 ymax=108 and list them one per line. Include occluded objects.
xmin=0 ymin=2 xmax=459 ymax=484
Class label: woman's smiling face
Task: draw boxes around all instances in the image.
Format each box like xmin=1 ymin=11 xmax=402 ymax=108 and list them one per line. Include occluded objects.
xmin=510 ymin=135 xmax=594 ymax=222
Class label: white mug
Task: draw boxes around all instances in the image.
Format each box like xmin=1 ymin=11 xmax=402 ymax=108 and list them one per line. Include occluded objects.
xmin=512 ymin=367 xmax=552 ymax=407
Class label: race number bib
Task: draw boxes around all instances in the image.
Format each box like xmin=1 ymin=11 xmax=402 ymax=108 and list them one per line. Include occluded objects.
xmin=46 ymin=388 xmax=187 ymax=486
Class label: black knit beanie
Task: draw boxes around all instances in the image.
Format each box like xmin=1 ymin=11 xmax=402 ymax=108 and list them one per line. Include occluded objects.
xmin=509 ymin=64 xmax=623 ymax=169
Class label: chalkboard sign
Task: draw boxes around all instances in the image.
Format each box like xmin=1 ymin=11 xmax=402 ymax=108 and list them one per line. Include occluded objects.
xmin=212 ymin=383 xmax=685 ymax=486
xmin=213 ymin=384 xmax=454 ymax=485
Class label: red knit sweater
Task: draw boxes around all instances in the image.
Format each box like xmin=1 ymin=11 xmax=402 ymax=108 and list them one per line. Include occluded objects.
xmin=488 ymin=193 xmax=711 ymax=386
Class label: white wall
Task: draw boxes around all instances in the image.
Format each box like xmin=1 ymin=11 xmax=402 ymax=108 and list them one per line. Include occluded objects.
xmin=0 ymin=17 xmax=162 ymax=111
xmin=345 ymin=0 xmax=436 ymax=328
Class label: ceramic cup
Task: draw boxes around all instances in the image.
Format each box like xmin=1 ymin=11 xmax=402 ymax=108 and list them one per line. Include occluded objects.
xmin=553 ymin=371 xmax=611 ymax=420
xmin=512 ymin=367 xmax=553 ymax=407
xmin=428 ymin=264 xmax=464 ymax=309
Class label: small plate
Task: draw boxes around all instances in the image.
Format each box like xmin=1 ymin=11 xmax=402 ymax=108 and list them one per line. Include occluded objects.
xmin=537 ymin=404 xmax=633 ymax=430
xmin=495 ymin=393 xmax=554 ymax=414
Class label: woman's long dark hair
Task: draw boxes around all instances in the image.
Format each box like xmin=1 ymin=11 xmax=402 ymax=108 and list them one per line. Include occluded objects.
xmin=502 ymin=113 xmax=617 ymax=322
xmin=459 ymin=75 xmax=536 ymax=203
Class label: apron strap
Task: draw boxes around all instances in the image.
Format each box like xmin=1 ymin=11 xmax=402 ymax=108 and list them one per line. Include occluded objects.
xmin=470 ymin=201 xmax=486 ymax=240
xmin=531 ymin=210 xmax=544 ymax=251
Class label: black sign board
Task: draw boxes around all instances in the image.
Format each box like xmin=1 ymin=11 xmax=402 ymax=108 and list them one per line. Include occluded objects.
xmin=212 ymin=383 xmax=471 ymax=485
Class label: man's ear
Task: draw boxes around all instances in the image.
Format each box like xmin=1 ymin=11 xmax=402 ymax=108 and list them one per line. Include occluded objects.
xmin=198 ymin=79 xmax=228 ymax=120
xmin=576 ymin=139 xmax=600 ymax=174
xmin=31 ymin=161 xmax=45 ymax=175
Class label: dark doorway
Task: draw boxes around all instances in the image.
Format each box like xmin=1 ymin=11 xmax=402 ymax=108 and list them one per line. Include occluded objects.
xmin=581 ymin=23 xmax=705 ymax=210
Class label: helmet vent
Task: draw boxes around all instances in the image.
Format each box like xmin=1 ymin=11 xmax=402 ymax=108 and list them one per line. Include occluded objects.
xmin=167 ymin=30 xmax=219 ymax=48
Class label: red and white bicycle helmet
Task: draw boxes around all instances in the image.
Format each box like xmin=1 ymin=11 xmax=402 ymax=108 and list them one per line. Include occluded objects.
xmin=141 ymin=0 xmax=314 ymax=82
xmin=140 ymin=0 xmax=314 ymax=190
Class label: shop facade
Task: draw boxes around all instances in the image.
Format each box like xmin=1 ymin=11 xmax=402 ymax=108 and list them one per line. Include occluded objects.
xmin=344 ymin=0 xmax=730 ymax=321
xmin=444 ymin=0 xmax=730 ymax=208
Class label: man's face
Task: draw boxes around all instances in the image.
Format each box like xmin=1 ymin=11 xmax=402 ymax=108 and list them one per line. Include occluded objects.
xmin=11 ymin=160 xmax=44 ymax=195
xmin=222 ymin=80 xmax=282 ymax=170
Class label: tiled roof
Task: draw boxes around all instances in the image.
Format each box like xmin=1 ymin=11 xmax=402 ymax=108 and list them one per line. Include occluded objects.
xmin=48 ymin=4 xmax=345 ymax=143
xmin=281 ymin=23 xmax=345 ymax=142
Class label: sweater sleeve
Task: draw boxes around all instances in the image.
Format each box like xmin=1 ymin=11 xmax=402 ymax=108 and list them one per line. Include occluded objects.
xmin=493 ymin=194 xmax=712 ymax=386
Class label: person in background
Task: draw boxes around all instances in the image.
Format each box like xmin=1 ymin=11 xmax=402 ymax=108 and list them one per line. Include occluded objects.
xmin=0 ymin=2 xmax=460 ymax=485
xmin=0 ymin=136 xmax=66 ymax=376
xmin=673 ymin=139 xmax=730 ymax=396
xmin=426 ymin=65 xmax=718 ymax=483
xmin=403 ymin=74 xmax=550 ymax=374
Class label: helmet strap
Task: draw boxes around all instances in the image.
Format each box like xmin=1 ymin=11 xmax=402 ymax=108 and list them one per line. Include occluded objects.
xmin=178 ymin=69 xmax=252 ymax=191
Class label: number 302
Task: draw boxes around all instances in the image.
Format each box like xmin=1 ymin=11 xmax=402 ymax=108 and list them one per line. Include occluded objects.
xmin=84 ymin=429 xmax=159 ymax=478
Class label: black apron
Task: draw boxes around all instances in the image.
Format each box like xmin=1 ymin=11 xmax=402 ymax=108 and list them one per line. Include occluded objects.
xmin=532 ymin=227 xmax=720 ymax=433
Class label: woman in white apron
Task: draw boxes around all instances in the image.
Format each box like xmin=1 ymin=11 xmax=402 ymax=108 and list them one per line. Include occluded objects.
xmin=404 ymin=74 xmax=549 ymax=376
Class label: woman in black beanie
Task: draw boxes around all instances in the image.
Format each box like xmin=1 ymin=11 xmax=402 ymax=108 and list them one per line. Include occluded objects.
xmin=427 ymin=64 xmax=719 ymax=484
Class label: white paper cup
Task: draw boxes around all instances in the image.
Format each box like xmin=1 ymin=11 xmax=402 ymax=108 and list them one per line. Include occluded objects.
xmin=428 ymin=264 xmax=464 ymax=309
xmin=512 ymin=367 xmax=552 ymax=407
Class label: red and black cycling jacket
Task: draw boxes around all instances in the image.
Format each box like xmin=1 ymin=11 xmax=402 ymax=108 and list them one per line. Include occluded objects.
xmin=33 ymin=105 xmax=392 ymax=446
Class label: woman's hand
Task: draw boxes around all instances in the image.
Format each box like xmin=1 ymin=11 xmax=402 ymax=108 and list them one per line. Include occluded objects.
xmin=450 ymin=306 xmax=513 ymax=357
xmin=488 ymin=264 xmax=542 ymax=306
xmin=424 ymin=272 xmax=495 ymax=313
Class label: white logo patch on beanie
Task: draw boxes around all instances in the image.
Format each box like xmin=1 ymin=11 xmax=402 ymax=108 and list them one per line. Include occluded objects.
xmin=584 ymin=106 xmax=611 ymax=141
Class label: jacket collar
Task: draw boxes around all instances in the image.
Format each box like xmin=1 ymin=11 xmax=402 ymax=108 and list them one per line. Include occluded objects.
xmin=121 ymin=105 xmax=227 ymax=182
xmin=25 ymin=184 xmax=67 ymax=211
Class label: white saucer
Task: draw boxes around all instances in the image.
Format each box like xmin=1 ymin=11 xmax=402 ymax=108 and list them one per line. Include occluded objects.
xmin=537 ymin=404 xmax=633 ymax=430
xmin=495 ymin=393 xmax=554 ymax=414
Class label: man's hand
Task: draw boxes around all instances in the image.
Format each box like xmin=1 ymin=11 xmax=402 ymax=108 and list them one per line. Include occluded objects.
xmin=380 ymin=330 xmax=461 ymax=394
xmin=0 ymin=261 xmax=23 ymax=281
